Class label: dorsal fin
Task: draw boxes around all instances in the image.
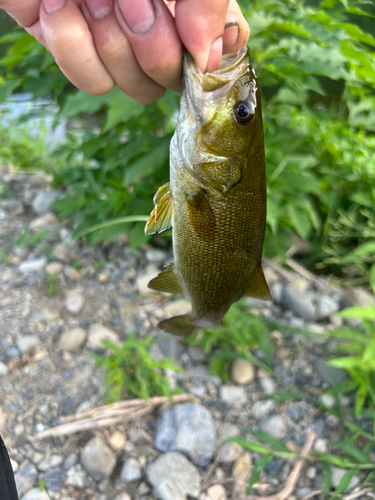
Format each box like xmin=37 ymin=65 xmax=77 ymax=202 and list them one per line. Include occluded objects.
xmin=185 ymin=189 xmax=216 ymax=241
xmin=244 ymin=266 xmax=271 ymax=301
xmin=145 ymin=185 xmax=173 ymax=235
xmin=148 ymin=263 xmax=183 ymax=295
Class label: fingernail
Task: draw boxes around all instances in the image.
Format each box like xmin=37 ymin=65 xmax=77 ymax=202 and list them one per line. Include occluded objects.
xmin=223 ymin=22 xmax=239 ymax=48
xmin=206 ymin=37 xmax=223 ymax=73
xmin=43 ymin=0 xmax=66 ymax=14
xmin=86 ymin=0 xmax=113 ymax=19
xmin=116 ymin=0 xmax=155 ymax=33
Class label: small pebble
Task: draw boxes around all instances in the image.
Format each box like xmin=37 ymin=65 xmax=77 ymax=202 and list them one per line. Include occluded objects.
xmin=231 ymin=359 xmax=256 ymax=385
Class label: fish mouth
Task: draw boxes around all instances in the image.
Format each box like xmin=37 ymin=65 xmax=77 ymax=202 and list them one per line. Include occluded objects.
xmin=183 ymin=46 xmax=249 ymax=92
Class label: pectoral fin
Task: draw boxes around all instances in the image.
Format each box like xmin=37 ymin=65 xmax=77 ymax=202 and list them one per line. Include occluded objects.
xmin=158 ymin=314 xmax=197 ymax=337
xmin=244 ymin=266 xmax=271 ymax=301
xmin=145 ymin=184 xmax=173 ymax=235
xmin=148 ymin=263 xmax=183 ymax=295
xmin=185 ymin=189 xmax=216 ymax=241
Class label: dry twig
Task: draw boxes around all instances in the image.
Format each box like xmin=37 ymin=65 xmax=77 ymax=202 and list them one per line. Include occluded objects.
xmin=32 ymin=393 xmax=196 ymax=440
xmin=239 ymin=431 xmax=316 ymax=500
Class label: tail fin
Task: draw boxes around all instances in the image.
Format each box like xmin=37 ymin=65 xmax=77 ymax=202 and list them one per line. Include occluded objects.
xmin=158 ymin=314 xmax=198 ymax=337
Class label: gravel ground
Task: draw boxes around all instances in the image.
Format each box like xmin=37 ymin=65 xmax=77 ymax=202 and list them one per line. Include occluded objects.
xmin=0 ymin=166 xmax=374 ymax=500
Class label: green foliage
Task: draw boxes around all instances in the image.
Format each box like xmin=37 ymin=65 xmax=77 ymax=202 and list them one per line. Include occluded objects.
xmin=0 ymin=1 xmax=375 ymax=286
xmin=327 ymin=306 xmax=375 ymax=416
xmin=92 ymin=333 xmax=182 ymax=403
xmin=228 ymin=429 xmax=374 ymax=498
xmin=46 ymin=272 xmax=61 ymax=297
xmin=189 ymin=300 xmax=273 ymax=380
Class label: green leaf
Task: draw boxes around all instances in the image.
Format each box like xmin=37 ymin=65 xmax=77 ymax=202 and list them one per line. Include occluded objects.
xmin=72 ymin=216 xmax=149 ymax=239
xmin=247 ymin=456 xmax=273 ymax=495
xmin=334 ymin=467 xmax=360 ymax=495
xmin=227 ymin=437 xmax=272 ymax=455
xmin=248 ymin=429 xmax=290 ymax=453
xmin=370 ymin=264 xmax=375 ymax=296
xmin=336 ymin=307 xmax=375 ymax=320
xmin=327 ymin=356 xmax=363 ymax=370
xmin=336 ymin=443 xmax=369 ymax=465
xmin=103 ymin=90 xmax=144 ymax=131
xmin=322 ymin=462 xmax=332 ymax=496
xmin=59 ymin=91 xmax=111 ymax=119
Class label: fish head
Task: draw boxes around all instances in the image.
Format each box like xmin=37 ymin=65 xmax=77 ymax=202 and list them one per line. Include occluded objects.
xmin=180 ymin=46 xmax=262 ymax=161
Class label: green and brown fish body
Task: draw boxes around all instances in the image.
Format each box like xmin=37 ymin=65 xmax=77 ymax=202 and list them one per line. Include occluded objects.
xmin=145 ymin=47 xmax=270 ymax=336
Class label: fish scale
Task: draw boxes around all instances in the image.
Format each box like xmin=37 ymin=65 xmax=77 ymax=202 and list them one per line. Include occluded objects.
xmin=145 ymin=47 xmax=271 ymax=336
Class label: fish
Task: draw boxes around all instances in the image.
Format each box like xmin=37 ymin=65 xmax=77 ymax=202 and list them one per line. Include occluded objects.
xmin=145 ymin=46 xmax=271 ymax=336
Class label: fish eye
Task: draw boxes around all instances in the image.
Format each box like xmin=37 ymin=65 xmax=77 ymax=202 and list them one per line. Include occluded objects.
xmin=233 ymin=101 xmax=254 ymax=124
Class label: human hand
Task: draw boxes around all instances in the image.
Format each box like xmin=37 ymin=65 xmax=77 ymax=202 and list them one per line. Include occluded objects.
xmin=0 ymin=0 xmax=249 ymax=103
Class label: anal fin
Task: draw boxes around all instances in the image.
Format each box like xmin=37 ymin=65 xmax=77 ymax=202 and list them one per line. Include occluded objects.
xmin=148 ymin=263 xmax=183 ymax=295
xmin=158 ymin=314 xmax=197 ymax=337
xmin=145 ymin=183 xmax=173 ymax=235
xmin=244 ymin=266 xmax=272 ymax=301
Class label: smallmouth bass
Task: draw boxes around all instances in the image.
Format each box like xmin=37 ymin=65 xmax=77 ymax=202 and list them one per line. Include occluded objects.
xmin=145 ymin=46 xmax=270 ymax=336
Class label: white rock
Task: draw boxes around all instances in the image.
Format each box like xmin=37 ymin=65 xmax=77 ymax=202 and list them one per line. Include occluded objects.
xmin=259 ymin=414 xmax=288 ymax=440
xmin=0 ymin=361 xmax=9 ymax=376
xmin=17 ymin=336 xmax=40 ymax=353
xmin=58 ymin=328 xmax=87 ymax=351
xmin=21 ymin=488 xmax=50 ymax=500
xmin=87 ymin=323 xmax=120 ymax=350
xmin=65 ymin=291 xmax=85 ymax=315
xmin=81 ymin=436 xmax=116 ymax=481
xmin=19 ymin=257 xmax=47 ymax=274
xmin=216 ymin=423 xmax=242 ymax=463
xmin=163 ymin=300 xmax=191 ymax=317
xmin=207 ymin=484 xmax=227 ymax=500
xmin=259 ymin=377 xmax=276 ymax=395
xmin=29 ymin=212 xmax=57 ymax=229
xmin=320 ymin=394 xmax=335 ymax=408
xmin=121 ymin=458 xmax=142 ymax=483
xmin=46 ymin=262 xmax=63 ymax=275
xmin=231 ymin=359 xmax=255 ymax=385
xmin=219 ymin=386 xmax=247 ymax=406
xmin=314 ymin=438 xmax=327 ymax=453
xmin=113 ymin=494 xmax=131 ymax=500
xmin=136 ymin=265 xmax=160 ymax=294
xmin=109 ymin=431 xmax=126 ymax=451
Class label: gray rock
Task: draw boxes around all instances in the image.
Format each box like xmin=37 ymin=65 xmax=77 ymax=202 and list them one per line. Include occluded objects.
xmin=63 ymin=453 xmax=78 ymax=470
xmin=58 ymin=328 xmax=87 ymax=351
xmin=147 ymin=452 xmax=201 ymax=500
xmin=1 ymin=200 xmax=23 ymax=216
xmin=216 ymin=423 xmax=242 ymax=463
xmin=282 ymin=286 xmax=316 ymax=320
xmin=0 ymin=208 xmax=7 ymax=220
xmin=20 ymin=488 xmax=50 ymax=500
xmin=65 ymin=465 xmax=86 ymax=487
xmin=259 ymin=414 xmax=288 ymax=440
xmin=145 ymin=248 xmax=167 ymax=265
xmin=38 ymin=454 xmax=64 ymax=471
xmin=331 ymin=466 xmax=359 ymax=491
xmin=17 ymin=335 xmax=40 ymax=354
xmin=87 ymin=323 xmax=120 ymax=350
xmin=313 ymin=357 xmax=347 ymax=386
xmin=0 ymin=361 xmax=9 ymax=376
xmin=120 ymin=458 xmax=142 ymax=483
xmin=15 ymin=464 xmax=38 ymax=497
xmin=44 ymin=468 xmax=66 ymax=492
xmin=32 ymin=191 xmax=59 ymax=215
xmin=155 ymin=403 xmax=216 ymax=467
xmin=81 ymin=436 xmax=116 ymax=481
xmin=252 ymin=400 xmax=275 ymax=420
xmin=315 ymin=295 xmax=340 ymax=320
xmin=65 ymin=291 xmax=85 ymax=315
xmin=219 ymin=386 xmax=247 ymax=406
xmin=19 ymin=257 xmax=47 ymax=274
